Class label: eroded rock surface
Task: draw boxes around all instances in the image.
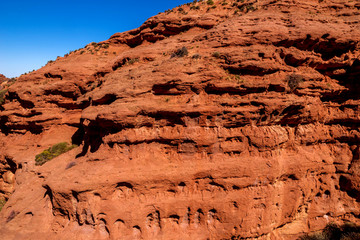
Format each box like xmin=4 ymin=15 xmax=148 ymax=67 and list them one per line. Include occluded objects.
xmin=0 ymin=0 xmax=359 ymax=239
xmin=0 ymin=74 xmax=8 ymax=82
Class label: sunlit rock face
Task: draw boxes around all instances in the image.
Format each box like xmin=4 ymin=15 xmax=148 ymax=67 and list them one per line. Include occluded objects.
xmin=0 ymin=0 xmax=359 ymax=239
xmin=0 ymin=74 xmax=8 ymax=81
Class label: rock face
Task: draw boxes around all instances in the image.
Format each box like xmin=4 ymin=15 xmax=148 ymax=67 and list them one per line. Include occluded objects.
xmin=0 ymin=74 xmax=10 ymax=89
xmin=0 ymin=0 xmax=359 ymax=239
xmin=0 ymin=74 xmax=8 ymax=82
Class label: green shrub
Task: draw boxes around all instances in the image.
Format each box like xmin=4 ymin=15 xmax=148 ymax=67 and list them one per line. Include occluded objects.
xmin=207 ymin=5 xmax=216 ymax=10
xmin=287 ymin=73 xmax=304 ymax=91
xmin=171 ymin=47 xmax=188 ymax=58
xmin=7 ymin=78 xmax=17 ymax=87
xmin=0 ymin=89 xmax=8 ymax=105
xmin=246 ymin=4 xmax=256 ymax=11
xmin=35 ymin=142 xmax=77 ymax=166
xmin=225 ymin=73 xmax=243 ymax=83
xmin=127 ymin=58 xmax=139 ymax=65
xmin=212 ymin=51 xmax=221 ymax=58
xmin=299 ymin=223 xmax=360 ymax=240
xmin=207 ymin=0 xmax=214 ymax=5
xmin=0 ymin=199 xmax=6 ymax=212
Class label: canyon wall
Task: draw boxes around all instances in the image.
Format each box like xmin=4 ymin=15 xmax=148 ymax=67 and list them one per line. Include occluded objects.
xmin=0 ymin=0 xmax=359 ymax=239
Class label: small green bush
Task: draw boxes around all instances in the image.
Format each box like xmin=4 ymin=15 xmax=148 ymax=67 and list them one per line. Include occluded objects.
xmin=7 ymin=78 xmax=17 ymax=87
xmin=299 ymin=223 xmax=360 ymax=240
xmin=35 ymin=142 xmax=77 ymax=166
xmin=207 ymin=0 xmax=214 ymax=5
xmin=0 ymin=89 xmax=8 ymax=105
xmin=0 ymin=199 xmax=6 ymax=212
xmin=246 ymin=4 xmax=256 ymax=11
xmin=207 ymin=5 xmax=216 ymax=10
xmin=287 ymin=73 xmax=304 ymax=91
xmin=171 ymin=47 xmax=188 ymax=58
xmin=127 ymin=58 xmax=139 ymax=65
xmin=212 ymin=51 xmax=221 ymax=58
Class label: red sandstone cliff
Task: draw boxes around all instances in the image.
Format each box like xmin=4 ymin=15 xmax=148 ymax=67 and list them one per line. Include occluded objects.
xmin=0 ymin=74 xmax=8 ymax=82
xmin=0 ymin=0 xmax=359 ymax=239
xmin=0 ymin=74 xmax=11 ymax=89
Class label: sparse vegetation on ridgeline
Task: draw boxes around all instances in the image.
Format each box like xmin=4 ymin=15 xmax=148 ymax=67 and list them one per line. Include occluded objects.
xmin=162 ymin=0 xmax=259 ymax=16
xmin=60 ymin=42 xmax=112 ymax=58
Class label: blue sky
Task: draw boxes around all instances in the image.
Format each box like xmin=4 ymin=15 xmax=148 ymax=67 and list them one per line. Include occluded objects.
xmin=0 ymin=0 xmax=191 ymax=78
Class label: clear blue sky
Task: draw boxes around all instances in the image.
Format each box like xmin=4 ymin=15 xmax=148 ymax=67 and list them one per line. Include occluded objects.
xmin=0 ymin=0 xmax=191 ymax=78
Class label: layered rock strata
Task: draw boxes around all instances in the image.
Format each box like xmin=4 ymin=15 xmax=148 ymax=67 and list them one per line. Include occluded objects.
xmin=0 ymin=0 xmax=359 ymax=239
